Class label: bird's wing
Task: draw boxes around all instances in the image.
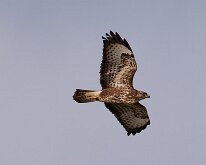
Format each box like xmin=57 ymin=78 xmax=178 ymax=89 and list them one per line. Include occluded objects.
xmin=105 ymin=102 xmax=150 ymax=135
xmin=100 ymin=31 xmax=137 ymax=89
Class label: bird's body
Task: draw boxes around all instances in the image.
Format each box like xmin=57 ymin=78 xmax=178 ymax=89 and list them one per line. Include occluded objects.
xmin=100 ymin=87 xmax=139 ymax=103
xmin=73 ymin=31 xmax=150 ymax=136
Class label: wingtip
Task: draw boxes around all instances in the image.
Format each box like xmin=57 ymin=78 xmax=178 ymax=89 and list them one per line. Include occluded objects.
xmin=102 ymin=31 xmax=133 ymax=51
xmin=126 ymin=122 xmax=150 ymax=136
xmin=110 ymin=30 xmax=115 ymax=36
xmin=127 ymin=132 xmax=137 ymax=136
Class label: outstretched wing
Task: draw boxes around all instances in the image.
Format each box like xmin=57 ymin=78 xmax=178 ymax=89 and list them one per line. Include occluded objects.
xmin=105 ymin=102 xmax=150 ymax=136
xmin=100 ymin=31 xmax=137 ymax=89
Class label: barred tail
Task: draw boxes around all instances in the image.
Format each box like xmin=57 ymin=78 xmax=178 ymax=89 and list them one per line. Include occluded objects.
xmin=73 ymin=89 xmax=101 ymax=103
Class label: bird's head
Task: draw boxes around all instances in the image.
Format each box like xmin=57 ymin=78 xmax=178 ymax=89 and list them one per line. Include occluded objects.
xmin=137 ymin=91 xmax=150 ymax=101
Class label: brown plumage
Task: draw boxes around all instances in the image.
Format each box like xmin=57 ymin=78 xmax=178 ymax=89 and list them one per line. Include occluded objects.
xmin=73 ymin=31 xmax=150 ymax=136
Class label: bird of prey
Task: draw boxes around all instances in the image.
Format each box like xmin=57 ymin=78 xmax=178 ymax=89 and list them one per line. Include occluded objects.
xmin=73 ymin=31 xmax=150 ymax=136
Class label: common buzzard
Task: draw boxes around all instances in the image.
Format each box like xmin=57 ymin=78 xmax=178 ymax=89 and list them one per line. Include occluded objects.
xmin=73 ymin=31 xmax=150 ymax=135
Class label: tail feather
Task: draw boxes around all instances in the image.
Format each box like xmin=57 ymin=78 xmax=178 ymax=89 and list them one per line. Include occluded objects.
xmin=73 ymin=89 xmax=101 ymax=103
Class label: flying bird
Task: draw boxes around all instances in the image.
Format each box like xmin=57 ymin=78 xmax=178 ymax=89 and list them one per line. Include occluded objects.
xmin=73 ymin=31 xmax=150 ymax=136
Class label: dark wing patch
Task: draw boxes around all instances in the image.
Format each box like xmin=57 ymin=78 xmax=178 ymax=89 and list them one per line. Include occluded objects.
xmin=100 ymin=31 xmax=137 ymax=89
xmin=105 ymin=102 xmax=150 ymax=136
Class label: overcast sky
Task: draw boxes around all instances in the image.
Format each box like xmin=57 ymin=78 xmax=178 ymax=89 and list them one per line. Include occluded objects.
xmin=0 ymin=0 xmax=206 ymax=165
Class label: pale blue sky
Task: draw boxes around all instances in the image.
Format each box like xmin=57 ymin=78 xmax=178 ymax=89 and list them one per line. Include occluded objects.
xmin=0 ymin=0 xmax=206 ymax=165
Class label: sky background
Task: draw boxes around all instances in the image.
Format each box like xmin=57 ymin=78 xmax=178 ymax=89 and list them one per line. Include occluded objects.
xmin=0 ymin=0 xmax=206 ymax=165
